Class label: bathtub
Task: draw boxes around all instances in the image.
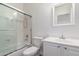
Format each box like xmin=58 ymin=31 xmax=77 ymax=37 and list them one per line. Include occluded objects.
xmin=7 ymin=45 xmax=30 ymax=56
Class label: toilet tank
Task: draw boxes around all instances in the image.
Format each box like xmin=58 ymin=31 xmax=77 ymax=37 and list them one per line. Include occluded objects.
xmin=32 ymin=37 xmax=43 ymax=48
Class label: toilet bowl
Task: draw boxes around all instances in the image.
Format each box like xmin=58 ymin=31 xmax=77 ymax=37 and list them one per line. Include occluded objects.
xmin=23 ymin=37 xmax=43 ymax=56
xmin=23 ymin=46 xmax=39 ymax=56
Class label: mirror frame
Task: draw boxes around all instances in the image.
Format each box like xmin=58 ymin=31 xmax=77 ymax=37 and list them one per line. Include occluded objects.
xmin=52 ymin=3 xmax=75 ymax=26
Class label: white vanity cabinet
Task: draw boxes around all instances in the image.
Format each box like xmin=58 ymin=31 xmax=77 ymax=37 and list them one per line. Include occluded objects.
xmin=43 ymin=41 xmax=79 ymax=56
xmin=43 ymin=42 xmax=61 ymax=56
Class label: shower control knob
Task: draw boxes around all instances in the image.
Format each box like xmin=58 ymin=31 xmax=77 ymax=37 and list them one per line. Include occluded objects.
xmin=26 ymin=35 xmax=28 ymax=38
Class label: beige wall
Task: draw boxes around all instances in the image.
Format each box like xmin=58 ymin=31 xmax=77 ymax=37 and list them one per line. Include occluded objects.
xmin=7 ymin=3 xmax=32 ymax=15
xmin=7 ymin=3 xmax=24 ymax=11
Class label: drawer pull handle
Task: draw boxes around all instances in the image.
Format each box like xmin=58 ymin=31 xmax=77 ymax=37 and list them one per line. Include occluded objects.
xmin=57 ymin=46 xmax=61 ymax=48
xmin=64 ymin=47 xmax=67 ymax=50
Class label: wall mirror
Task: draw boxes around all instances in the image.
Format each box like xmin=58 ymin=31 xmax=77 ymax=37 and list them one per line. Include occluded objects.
xmin=53 ymin=3 xmax=75 ymax=26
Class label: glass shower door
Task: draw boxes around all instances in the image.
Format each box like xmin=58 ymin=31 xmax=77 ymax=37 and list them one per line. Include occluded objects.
xmin=0 ymin=3 xmax=31 ymax=56
xmin=0 ymin=4 xmax=17 ymax=55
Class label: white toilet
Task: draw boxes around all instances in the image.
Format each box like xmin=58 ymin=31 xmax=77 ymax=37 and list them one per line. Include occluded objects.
xmin=23 ymin=37 xmax=43 ymax=56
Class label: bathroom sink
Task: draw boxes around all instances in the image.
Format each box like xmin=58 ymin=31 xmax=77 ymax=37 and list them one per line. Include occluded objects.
xmin=43 ymin=37 xmax=79 ymax=47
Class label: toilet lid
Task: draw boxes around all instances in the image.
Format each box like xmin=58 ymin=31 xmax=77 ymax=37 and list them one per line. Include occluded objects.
xmin=23 ymin=46 xmax=39 ymax=55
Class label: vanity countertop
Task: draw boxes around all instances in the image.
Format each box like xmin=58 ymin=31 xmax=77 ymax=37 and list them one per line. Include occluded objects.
xmin=43 ymin=37 xmax=79 ymax=47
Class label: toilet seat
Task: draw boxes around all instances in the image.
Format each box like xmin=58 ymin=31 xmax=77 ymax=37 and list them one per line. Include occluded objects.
xmin=23 ymin=46 xmax=39 ymax=56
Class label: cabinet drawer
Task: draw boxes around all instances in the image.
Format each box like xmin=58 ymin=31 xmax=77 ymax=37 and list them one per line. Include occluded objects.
xmin=61 ymin=45 xmax=79 ymax=52
xmin=43 ymin=41 xmax=62 ymax=47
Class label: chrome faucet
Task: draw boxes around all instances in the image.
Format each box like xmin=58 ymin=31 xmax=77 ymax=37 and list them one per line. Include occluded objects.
xmin=59 ymin=34 xmax=65 ymax=39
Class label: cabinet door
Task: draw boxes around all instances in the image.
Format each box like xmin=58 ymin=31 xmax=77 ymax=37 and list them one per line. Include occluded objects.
xmin=43 ymin=42 xmax=61 ymax=56
xmin=67 ymin=46 xmax=79 ymax=56
xmin=61 ymin=46 xmax=69 ymax=56
xmin=61 ymin=45 xmax=79 ymax=56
